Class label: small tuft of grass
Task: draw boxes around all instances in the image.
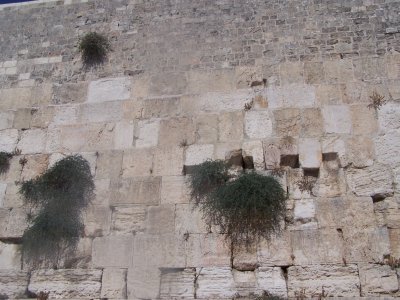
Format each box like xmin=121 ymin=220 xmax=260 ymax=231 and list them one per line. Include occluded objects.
xmin=78 ymin=32 xmax=111 ymax=67
xmin=368 ymin=90 xmax=387 ymax=110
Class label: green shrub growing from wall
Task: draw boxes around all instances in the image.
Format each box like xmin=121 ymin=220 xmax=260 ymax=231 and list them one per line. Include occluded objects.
xmin=189 ymin=160 xmax=286 ymax=247
xmin=0 ymin=151 xmax=13 ymax=174
xmin=20 ymin=155 xmax=94 ymax=268
xmin=78 ymin=32 xmax=111 ymax=67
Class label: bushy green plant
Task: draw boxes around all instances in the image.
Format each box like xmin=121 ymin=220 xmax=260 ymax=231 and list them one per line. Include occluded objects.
xmin=0 ymin=151 xmax=13 ymax=174
xmin=189 ymin=160 xmax=286 ymax=247
xmin=20 ymin=155 xmax=94 ymax=267
xmin=78 ymin=32 xmax=110 ymax=66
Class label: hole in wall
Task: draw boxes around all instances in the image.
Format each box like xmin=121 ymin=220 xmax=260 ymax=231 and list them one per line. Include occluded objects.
xmin=322 ymin=152 xmax=338 ymax=162
xmin=303 ymin=168 xmax=319 ymax=178
xmin=280 ymin=155 xmax=299 ymax=168
xmin=372 ymin=194 xmax=386 ymax=203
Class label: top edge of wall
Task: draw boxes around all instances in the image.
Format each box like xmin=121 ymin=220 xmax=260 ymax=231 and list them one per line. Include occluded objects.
xmin=0 ymin=0 xmax=90 ymax=11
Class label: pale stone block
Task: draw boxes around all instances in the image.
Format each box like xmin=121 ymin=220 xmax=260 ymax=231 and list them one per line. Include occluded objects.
xmin=175 ymin=204 xmax=208 ymax=235
xmin=256 ymin=267 xmax=288 ymax=298
xmin=375 ymin=131 xmax=400 ymax=166
xmin=346 ymin=163 xmax=393 ymax=197
xmin=135 ymin=119 xmax=160 ymax=148
xmin=257 ymin=232 xmax=292 ymax=267
xmin=17 ymin=129 xmax=46 ymax=154
xmin=5 ymin=67 xmax=17 ymax=75
xmin=299 ymin=138 xmax=321 ymax=169
xmin=143 ymin=97 xmax=181 ymax=118
xmin=301 ymin=108 xmax=324 ymax=137
xmin=87 ymin=77 xmax=131 ymax=103
xmin=113 ymin=120 xmax=134 ymax=149
xmin=2 ymin=60 xmax=16 ymax=68
xmin=0 ymin=129 xmax=18 ymax=152
xmin=33 ymin=57 xmax=49 ymax=64
xmin=266 ymin=84 xmax=316 ymax=109
xmin=158 ymin=117 xmax=195 ymax=146
xmin=232 ymin=244 xmax=258 ymax=271
xmin=242 ymin=140 xmax=265 ymax=170
xmin=12 ymin=108 xmax=32 ymax=129
xmin=127 ymin=265 xmax=161 ymax=299
xmin=218 ymin=111 xmax=244 ymax=142
xmin=20 ymin=154 xmax=49 ymax=181
xmin=350 ymin=104 xmax=378 ymax=135
xmin=287 ymin=265 xmax=360 ymax=298
xmin=389 ymin=228 xmax=400 ymax=257
xmin=314 ymin=160 xmax=347 ymax=198
xmin=187 ymin=69 xmax=235 ymax=94
xmin=0 ymin=270 xmax=29 ymax=299
xmin=92 ymin=235 xmax=133 ymax=267
xmin=4 ymin=208 xmax=28 ymax=239
xmin=359 ymin=264 xmax=398 ymax=295
xmin=294 ymin=199 xmax=315 ymax=221
xmin=274 ymin=108 xmax=301 ymax=137
xmin=29 ymin=269 xmax=102 ymax=299
xmin=132 ymin=233 xmax=185 ymax=268
xmin=185 ymin=144 xmax=214 ymax=166
xmin=378 ymin=102 xmax=400 ymax=132
xmin=324 ymin=59 xmax=354 ymax=83
xmin=186 ymin=233 xmax=231 ymax=267
xmin=196 ymin=267 xmax=236 ymax=299
xmin=195 ymin=114 xmax=219 ymax=144
xmin=353 ymin=57 xmax=385 ymax=81
xmin=0 ymin=88 xmax=31 ymax=110
xmin=52 ymin=105 xmax=79 ymax=125
xmin=0 ymin=111 xmax=14 ymax=130
xmin=79 ymin=101 xmax=123 ymax=123
xmin=280 ymin=61 xmax=304 ymax=84
xmin=214 ymin=142 xmax=242 ymax=161
xmin=0 ymin=182 xmax=6 ymax=207
xmin=48 ymin=56 xmax=62 ymax=63
xmin=61 ymin=237 xmax=92 ymax=269
xmin=291 ymin=229 xmax=344 ymax=265
xmin=304 ymin=61 xmax=325 ymax=84
xmin=101 ymin=268 xmax=127 ymax=299
xmin=52 ymin=82 xmax=88 ymax=105
xmin=122 ymin=148 xmax=154 ymax=177
xmin=95 ymin=150 xmax=123 ymax=180
xmin=110 ymin=177 xmax=161 ymax=206
xmin=322 ymin=105 xmax=352 ymax=134
xmin=83 ymin=206 xmax=111 ymax=237
xmin=161 ymin=176 xmax=190 ymax=204
xmin=148 ymin=72 xmax=187 ymax=96
xmin=146 ymin=204 xmax=175 ymax=234
xmin=232 ymin=269 xmax=258 ymax=297
xmin=0 ymin=242 xmax=21 ymax=269
xmin=112 ymin=206 xmax=146 ymax=234
xmin=316 ymin=84 xmax=343 ymax=105
xmin=386 ymin=54 xmax=400 ymax=79
xmin=123 ymin=99 xmax=144 ymax=119
xmin=159 ymin=268 xmax=195 ymax=299
xmin=346 ymin=136 xmax=375 ymax=168
xmin=153 ymin=146 xmax=184 ymax=176
xmin=0 ymin=156 xmax=21 ymax=184
xmin=31 ymin=106 xmax=55 ymax=129
xmin=321 ymin=136 xmax=347 ymax=167
xmin=263 ymin=142 xmax=281 ymax=170
xmin=245 ymin=111 xmax=273 ymax=139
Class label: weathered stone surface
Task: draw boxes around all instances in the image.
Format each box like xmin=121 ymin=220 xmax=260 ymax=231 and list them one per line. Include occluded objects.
xmin=219 ymin=111 xmax=244 ymax=142
xmin=153 ymin=146 xmax=184 ymax=176
xmin=187 ymin=69 xmax=235 ymax=94
xmin=322 ymin=105 xmax=352 ymax=134
xmin=0 ymin=129 xmax=18 ymax=152
xmin=232 ymin=244 xmax=258 ymax=271
xmin=195 ymin=114 xmax=219 ymax=144
xmin=127 ymin=265 xmax=161 ymax=299
xmin=245 ymin=111 xmax=273 ymax=139
xmin=111 ymin=206 xmax=146 ymax=234
xmin=122 ymin=148 xmax=154 ymax=177
xmin=274 ymin=108 xmax=301 ymax=136
xmin=185 ymin=144 xmax=214 ymax=166
xmin=299 ymin=138 xmax=321 ymax=169
xmin=161 ymin=176 xmax=190 ymax=204
xmin=196 ymin=267 xmax=237 ymax=299
xmin=257 ymin=232 xmax=292 ymax=266
xmin=52 ymin=81 xmax=87 ymax=105
xmin=114 ymin=120 xmax=134 ymax=149
xmin=346 ymin=163 xmax=393 ymax=197
xmin=256 ymin=267 xmax=288 ymax=298
xmin=101 ymin=268 xmax=127 ymax=299
xmin=287 ymin=265 xmax=360 ymax=298
xmin=79 ymin=101 xmax=123 ymax=123
xmin=149 ymin=72 xmax=187 ymax=96
xmin=135 ymin=119 xmax=160 ymax=148
xmin=346 ymin=136 xmax=375 ymax=168
xmin=2 ymin=208 xmax=28 ymax=239
xmin=87 ymin=77 xmax=131 ymax=103
xmin=83 ymin=206 xmax=111 ymax=237
xmin=294 ymin=199 xmax=316 ymax=221
xmin=175 ymin=204 xmax=208 ymax=235
xmin=95 ymin=150 xmax=123 ymax=180
xmin=20 ymin=154 xmax=49 ymax=181
xmin=266 ymin=84 xmax=316 ymax=109
xmin=92 ymin=235 xmax=133 ymax=267
xmin=375 ymin=131 xmax=400 ymax=166
xmin=158 ymin=117 xmax=196 ymax=146
xmin=242 ymin=140 xmax=265 ymax=170
xmin=321 ymin=136 xmax=347 ymax=167
xmin=159 ymin=268 xmax=195 ymax=299
xmin=28 ymin=269 xmax=102 ymax=299
xmin=0 ymin=111 xmax=14 ymax=130
xmin=301 ymin=108 xmax=324 ymax=137
xmin=146 ymin=204 xmax=175 ymax=234
xmin=0 ymin=242 xmax=20 ymax=269
xmin=359 ymin=264 xmax=398 ymax=296
xmin=0 ymin=182 xmax=6 ymax=207
xmin=0 ymin=270 xmax=29 ymax=299
xmin=143 ymin=97 xmax=181 ymax=119
xmin=351 ymin=104 xmax=378 ymax=135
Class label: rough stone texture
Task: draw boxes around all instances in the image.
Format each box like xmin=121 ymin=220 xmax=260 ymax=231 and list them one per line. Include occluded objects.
xmin=244 ymin=111 xmax=273 ymax=139
xmin=196 ymin=267 xmax=236 ymax=299
xmin=0 ymin=270 xmax=29 ymax=299
xmin=256 ymin=267 xmax=288 ymax=298
xmin=92 ymin=235 xmax=134 ymax=267
xmin=87 ymin=77 xmax=131 ymax=103
xmin=28 ymin=269 xmax=102 ymax=299
xmin=159 ymin=268 xmax=195 ymax=300
xmin=0 ymin=242 xmax=20 ymax=270
xmin=358 ymin=264 xmax=399 ymax=296
xmin=101 ymin=268 xmax=127 ymax=299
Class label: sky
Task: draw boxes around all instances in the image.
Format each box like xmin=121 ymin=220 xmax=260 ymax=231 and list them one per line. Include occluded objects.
xmin=0 ymin=0 xmax=34 ymax=4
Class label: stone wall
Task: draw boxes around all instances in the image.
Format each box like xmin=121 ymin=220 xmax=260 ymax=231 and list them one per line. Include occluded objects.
xmin=1 ymin=0 xmax=400 ymax=298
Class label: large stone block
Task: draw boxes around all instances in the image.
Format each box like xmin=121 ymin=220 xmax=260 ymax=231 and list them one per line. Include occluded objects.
xmin=149 ymin=72 xmax=187 ymax=96
xmin=187 ymin=69 xmax=235 ymax=94
xmin=185 ymin=144 xmax=214 ymax=166
xmin=314 ymin=160 xmax=347 ymax=198
xmin=195 ymin=114 xmax=219 ymax=144
xmin=175 ymin=204 xmax=209 ymax=235
xmin=232 ymin=269 xmax=258 ymax=297
xmin=0 ymin=111 xmax=14 ymax=130
xmin=159 ymin=268 xmax=195 ymax=299
xmin=79 ymin=101 xmax=123 ymax=123
xmin=127 ymin=265 xmax=161 ymax=299
xmin=20 ymin=154 xmax=49 ymax=181
xmin=28 ymin=269 xmax=102 ymax=299
xmin=111 ymin=206 xmax=146 ymax=234
xmin=92 ymin=235 xmax=133 ymax=267
xmin=299 ymin=138 xmax=321 ymax=169
xmin=301 ymin=108 xmax=323 ymax=137
xmin=110 ymin=177 xmax=161 ymax=206
xmin=346 ymin=136 xmax=375 ymax=168
xmin=158 ymin=117 xmax=196 ymax=147
xmin=146 ymin=204 xmax=175 ymax=234
xmin=0 ymin=270 xmax=29 ymax=299
xmin=153 ymin=146 xmax=184 ymax=176
xmin=161 ymin=176 xmax=190 ymax=204
xmin=135 ymin=119 xmax=160 ymax=148
xmin=244 ymin=111 xmax=273 ymax=139
xmin=375 ymin=131 xmax=400 ymax=166
xmin=87 ymin=77 xmax=131 ymax=103
xmin=83 ymin=206 xmax=111 ymax=237
xmin=287 ymin=265 xmax=360 ymax=298
xmin=0 ymin=182 xmax=6 ymax=207
xmin=266 ymin=84 xmax=316 ymax=109
xmin=101 ymin=268 xmax=127 ymax=299
xmin=52 ymin=81 xmax=87 ymax=104
xmin=256 ymin=267 xmax=288 ymax=298
xmin=279 ymin=61 xmax=304 ymax=84
xmin=2 ymin=208 xmax=28 ymax=239
xmin=95 ymin=150 xmax=123 ymax=180
xmin=257 ymin=232 xmax=293 ymax=266
xmin=143 ymin=97 xmax=181 ymax=119
xmin=322 ymin=105 xmax=352 ymax=134
xmin=122 ymin=148 xmax=154 ymax=177
xmin=218 ymin=111 xmax=244 ymax=142
xmin=304 ymin=61 xmax=324 ymax=84
xmin=274 ymin=108 xmax=301 ymax=137
xmin=114 ymin=120 xmax=134 ymax=149
xmin=0 ymin=129 xmax=18 ymax=152
xmin=350 ymin=104 xmax=378 ymax=135
xmin=196 ymin=267 xmax=237 ymax=299
xmin=324 ymin=59 xmax=354 ymax=83
xmin=359 ymin=264 xmax=398 ymax=296
xmin=52 ymin=105 xmax=79 ymax=126
xmin=0 ymin=242 xmax=21 ymax=269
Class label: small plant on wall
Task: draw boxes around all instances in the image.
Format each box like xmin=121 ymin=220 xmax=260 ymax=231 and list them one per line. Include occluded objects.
xmin=19 ymin=155 xmax=94 ymax=268
xmin=189 ymin=160 xmax=286 ymax=247
xmin=78 ymin=32 xmax=111 ymax=67
xmin=0 ymin=149 xmax=22 ymax=174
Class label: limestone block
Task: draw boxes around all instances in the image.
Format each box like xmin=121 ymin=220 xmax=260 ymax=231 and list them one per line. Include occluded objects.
xmin=378 ymin=103 xmax=400 ymax=133
xmin=0 ymin=182 xmax=6 ymax=207
xmin=187 ymin=69 xmax=235 ymax=94
xmin=0 ymin=111 xmax=14 ymax=130
xmin=304 ymin=61 xmax=325 ymax=84
xmin=159 ymin=268 xmax=195 ymax=299
xmin=375 ymin=131 xmax=400 ymax=166
xmin=161 ymin=176 xmax=190 ymax=204
xmin=83 ymin=206 xmax=111 ymax=237
xmin=146 ymin=204 xmax=175 ymax=234
xmin=110 ymin=177 xmax=161 ymax=206
xmin=299 ymin=108 xmax=323 ymax=137
xmin=287 ymin=168 xmax=312 ymax=200
xmin=350 ymin=104 xmax=378 ymax=135
xmin=294 ymin=199 xmax=315 ymax=221
xmin=52 ymin=81 xmax=87 ymax=104
xmin=263 ymin=142 xmax=281 ymax=170
xmin=196 ymin=267 xmax=237 ymax=299
xmin=92 ymin=235 xmax=133 ymax=267
xmin=353 ymin=57 xmax=385 ymax=81
xmin=52 ymin=105 xmax=79 ymax=125
xmin=143 ymin=97 xmax=181 ymax=118
xmin=0 ymin=129 xmax=18 ymax=152
xmin=61 ymin=237 xmax=92 ymax=269
xmin=386 ymin=54 xmax=400 ymax=79
xmin=256 ymin=267 xmax=288 ymax=298
xmin=274 ymin=108 xmax=301 ymax=137
xmin=214 ymin=142 xmax=242 ymax=161
xmin=232 ymin=244 xmax=258 ymax=271
xmin=346 ymin=163 xmax=393 ymax=197
xmin=0 ymin=88 xmax=31 ymax=110
xmin=95 ymin=150 xmax=123 ymax=180
xmin=87 ymin=77 xmax=131 ymax=103
xmin=0 ymin=156 xmax=22 ymax=184
xmin=3 ymin=182 xmax=23 ymax=208
xmin=287 ymin=265 xmax=360 ymax=298
xmin=13 ymin=108 xmax=31 ymax=129
xmin=31 ymin=106 xmax=55 ymax=128
xmin=0 ymin=209 xmax=9 ymax=237
xmin=359 ymin=264 xmax=398 ymax=295
xmin=114 ymin=120 xmax=134 ymax=149
xmin=3 ymin=208 xmax=28 ymax=239
xmin=389 ymin=229 xmax=400 ymax=257
xmin=232 ymin=269 xmax=258 ymax=297
xmin=343 ymin=226 xmax=390 ymax=263
xmin=242 ymin=140 xmax=265 ymax=170
xmin=127 ymin=265 xmax=161 ymax=299
xmin=299 ymin=138 xmax=321 ymax=169
xmin=0 ymin=242 xmax=21 ymax=269
xmin=321 ymin=136 xmax=347 ymax=167
xmin=218 ymin=111 xmax=244 ymax=142
xmin=314 ymin=160 xmax=347 ymax=198
xmin=112 ymin=206 xmax=146 ymax=234
xmin=258 ymin=232 xmax=292 ymax=266
xmin=122 ymin=99 xmax=143 ymax=120
xmin=245 ymin=111 xmax=273 ymax=139
xmin=0 ymin=270 xmax=29 ymax=299
xmin=135 ymin=119 xmax=160 ymax=148
xmin=266 ymin=84 xmax=316 ymax=109
xmin=322 ymin=105 xmax=352 ymax=134
xmin=375 ymin=197 xmax=400 ymax=229
xmin=290 ymin=229 xmax=344 ymax=265
xmin=20 ymin=154 xmax=49 ymax=181
xmin=132 ymin=233 xmax=185 ymax=268
xmin=149 ymin=72 xmax=187 ymax=96
xmin=185 ymin=144 xmax=214 ymax=166
xmin=122 ymin=148 xmax=154 ymax=177
xmin=79 ymin=101 xmax=123 ymax=124
xmin=28 ymin=269 xmax=102 ymax=299
xmin=280 ymin=61 xmax=304 ymax=84
xmin=186 ymin=233 xmax=231 ymax=267
xmin=175 ymin=204 xmax=208 ymax=235
xmin=346 ymin=136 xmax=375 ymax=168
xmin=101 ymin=268 xmax=127 ymax=299
xmin=235 ymin=66 xmax=263 ymax=89
xmin=158 ymin=117 xmax=195 ymax=147
xmin=153 ymin=146 xmax=184 ymax=176
xmin=324 ymin=59 xmax=354 ymax=83
xmin=315 ymin=84 xmax=342 ymax=105
xmin=195 ymin=114 xmax=219 ymax=144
